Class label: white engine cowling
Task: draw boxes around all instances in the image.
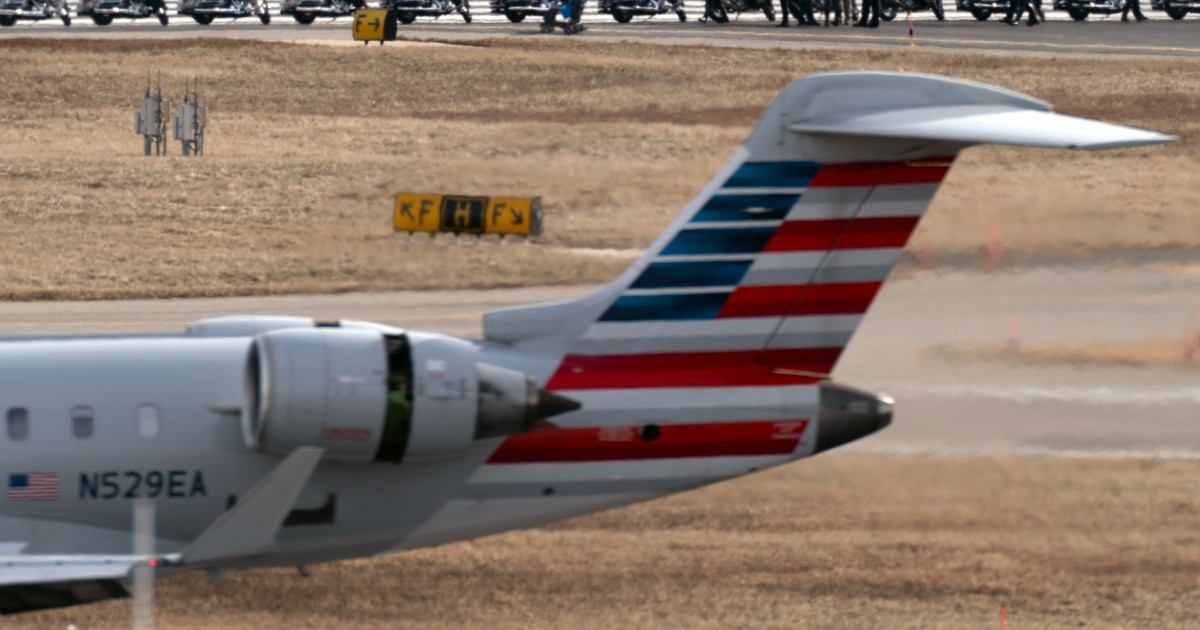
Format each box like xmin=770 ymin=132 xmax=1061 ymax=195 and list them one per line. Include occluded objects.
xmin=241 ymin=329 xmax=578 ymax=462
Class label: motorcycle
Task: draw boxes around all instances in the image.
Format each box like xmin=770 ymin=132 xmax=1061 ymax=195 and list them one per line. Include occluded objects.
xmin=0 ymin=0 xmax=70 ymax=25
xmin=702 ymin=0 xmax=774 ymax=23
xmin=77 ymin=0 xmax=168 ymax=24
xmin=1052 ymin=0 xmax=1119 ymax=19
xmin=489 ymin=0 xmax=555 ymax=22
xmin=880 ymin=0 xmax=943 ymax=20
xmin=383 ymin=0 xmax=472 ymax=22
xmin=280 ymin=0 xmax=363 ymax=23
xmin=598 ymin=0 xmax=685 ymax=22
xmin=1150 ymin=0 xmax=1197 ymax=18
xmin=177 ymin=0 xmax=270 ymax=24
xmin=955 ymin=0 xmax=1010 ymax=19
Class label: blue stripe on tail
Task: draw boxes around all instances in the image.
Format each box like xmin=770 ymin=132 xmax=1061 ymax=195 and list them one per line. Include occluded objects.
xmin=599 ymin=292 xmax=730 ymax=322
xmin=661 ymin=227 xmax=776 ymax=256
xmin=631 ymin=260 xmax=754 ymax=289
xmin=723 ymin=162 xmax=821 ymax=189
xmin=691 ymin=194 xmax=801 ymax=223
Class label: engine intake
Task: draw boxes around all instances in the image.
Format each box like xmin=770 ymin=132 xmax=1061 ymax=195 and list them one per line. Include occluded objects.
xmin=242 ymin=329 xmax=577 ymax=462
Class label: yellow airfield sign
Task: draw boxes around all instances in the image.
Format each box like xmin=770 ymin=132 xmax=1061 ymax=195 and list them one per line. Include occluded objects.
xmin=394 ymin=194 xmax=543 ymax=238
xmin=353 ymin=8 xmax=397 ymax=43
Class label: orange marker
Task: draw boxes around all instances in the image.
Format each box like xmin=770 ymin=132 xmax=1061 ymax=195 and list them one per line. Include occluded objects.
xmin=1007 ymin=313 xmax=1021 ymax=352
xmin=985 ymin=218 xmax=1002 ymax=273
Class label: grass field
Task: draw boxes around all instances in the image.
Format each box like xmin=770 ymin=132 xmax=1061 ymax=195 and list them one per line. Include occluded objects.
xmin=0 ymin=38 xmax=1197 ymax=299
xmin=8 ymin=454 xmax=1200 ymax=629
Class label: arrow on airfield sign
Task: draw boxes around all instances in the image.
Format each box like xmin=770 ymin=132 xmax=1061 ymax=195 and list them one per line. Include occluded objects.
xmin=352 ymin=8 xmax=397 ymax=43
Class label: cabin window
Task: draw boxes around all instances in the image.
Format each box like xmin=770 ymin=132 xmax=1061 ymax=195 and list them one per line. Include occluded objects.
xmin=71 ymin=406 xmax=94 ymax=439
xmin=137 ymin=405 xmax=159 ymax=439
xmin=6 ymin=407 xmax=28 ymax=441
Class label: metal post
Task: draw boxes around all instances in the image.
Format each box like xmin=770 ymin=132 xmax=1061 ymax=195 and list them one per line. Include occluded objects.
xmin=132 ymin=497 xmax=156 ymax=630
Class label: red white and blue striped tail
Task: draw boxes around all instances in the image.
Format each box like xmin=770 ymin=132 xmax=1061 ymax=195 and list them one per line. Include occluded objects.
xmin=485 ymin=72 xmax=1174 ymax=392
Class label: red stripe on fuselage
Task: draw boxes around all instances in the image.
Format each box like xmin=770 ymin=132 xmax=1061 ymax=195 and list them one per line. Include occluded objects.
xmin=763 ymin=216 xmax=920 ymax=252
xmin=807 ymin=158 xmax=955 ymax=188
xmin=487 ymin=420 xmax=810 ymax=464
xmin=716 ymin=281 xmax=882 ymax=319
xmin=545 ymin=349 xmax=833 ymax=390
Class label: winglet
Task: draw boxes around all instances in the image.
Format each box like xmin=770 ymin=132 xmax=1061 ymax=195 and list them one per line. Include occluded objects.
xmin=782 ymin=72 xmax=1176 ymax=152
xmin=181 ymin=447 xmax=323 ymax=565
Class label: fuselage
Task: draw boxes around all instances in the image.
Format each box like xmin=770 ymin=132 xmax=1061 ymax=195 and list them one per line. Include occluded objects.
xmin=0 ymin=330 xmax=831 ymax=569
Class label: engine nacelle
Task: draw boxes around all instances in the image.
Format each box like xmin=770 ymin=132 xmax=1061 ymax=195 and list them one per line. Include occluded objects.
xmin=242 ymin=329 xmax=577 ymax=462
xmin=188 ymin=315 xmax=403 ymax=337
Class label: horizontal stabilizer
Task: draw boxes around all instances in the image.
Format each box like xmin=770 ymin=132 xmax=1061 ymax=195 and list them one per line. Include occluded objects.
xmin=789 ymin=104 xmax=1174 ymax=151
xmin=181 ymin=447 xmax=323 ymax=565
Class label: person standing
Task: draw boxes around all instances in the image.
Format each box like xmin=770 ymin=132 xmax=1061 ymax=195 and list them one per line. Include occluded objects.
xmin=854 ymin=0 xmax=878 ymax=27
xmin=1122 ymin=0 xmax=1147 ymax=21
xmin=797 ymin=0 xmax=818 ymax=24
xmin=836 ymin=0 xmax=854 ymax=24
xmin=1002 ymin=0 xmax=1037 ymax=25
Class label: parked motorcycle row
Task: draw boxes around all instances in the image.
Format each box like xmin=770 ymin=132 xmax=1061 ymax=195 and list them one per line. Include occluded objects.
xmin=0 ymin=0 xmax=1196 ymax=27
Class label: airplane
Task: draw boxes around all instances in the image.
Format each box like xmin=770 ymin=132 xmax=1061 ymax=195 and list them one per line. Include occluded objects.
xmin=0 ymin=72 xmax=1174 ymax=616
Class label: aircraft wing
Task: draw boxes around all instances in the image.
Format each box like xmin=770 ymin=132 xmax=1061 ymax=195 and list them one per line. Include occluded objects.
xmin=0 ymin=556 xmax=140 ymax=614
xmin=0 ymin=447 xmax=324 ymax=615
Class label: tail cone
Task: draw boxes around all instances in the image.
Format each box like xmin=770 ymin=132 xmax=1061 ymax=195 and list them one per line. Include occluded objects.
xmin=536 ymin=389 xmax=582 ymax=420
xmin=814 ymin=382 xmax=892 ymax=454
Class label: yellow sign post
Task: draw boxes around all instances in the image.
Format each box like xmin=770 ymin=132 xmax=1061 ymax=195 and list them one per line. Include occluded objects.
xmin=394 ymin=194 xmax=543 ymax=239
xmin=352 ymin=8 xmax=397 ymax=45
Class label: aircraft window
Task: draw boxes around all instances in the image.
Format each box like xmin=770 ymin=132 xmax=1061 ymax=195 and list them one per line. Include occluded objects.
xmin=71 ymin=406 xmax=94 ymax=439
xmin=137 ymin=405 xmax=160 ymax=439
xmin=6 ymin=407 xmax=28 ymax=441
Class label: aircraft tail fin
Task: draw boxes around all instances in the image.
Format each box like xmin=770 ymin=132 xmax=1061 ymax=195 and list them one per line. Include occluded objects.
xmin=485 ymin=72 xmax=1174 ymax=388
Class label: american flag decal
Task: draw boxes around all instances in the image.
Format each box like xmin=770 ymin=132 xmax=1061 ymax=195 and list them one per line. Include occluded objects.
xmin=8 ymin=472 xmax=59 ymax=501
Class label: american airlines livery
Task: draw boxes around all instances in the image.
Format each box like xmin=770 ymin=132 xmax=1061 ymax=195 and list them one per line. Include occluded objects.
xmin=0 ymin=72 xmax=1174 ymax=615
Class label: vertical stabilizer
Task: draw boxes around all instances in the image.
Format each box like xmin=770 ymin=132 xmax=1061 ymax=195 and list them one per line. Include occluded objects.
xmin=484 ymin=73 xmax=1173 ymax=387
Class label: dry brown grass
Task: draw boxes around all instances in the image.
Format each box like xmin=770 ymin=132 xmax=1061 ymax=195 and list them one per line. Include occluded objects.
xmin=0 ymin=39 xmax=1197 ymax=299
xmin=10 ymin=454 xmax=1200 ymax=629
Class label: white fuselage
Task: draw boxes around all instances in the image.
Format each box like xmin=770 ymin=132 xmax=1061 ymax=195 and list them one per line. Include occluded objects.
xmin=0 ymin=334 xmax=819 ymax=569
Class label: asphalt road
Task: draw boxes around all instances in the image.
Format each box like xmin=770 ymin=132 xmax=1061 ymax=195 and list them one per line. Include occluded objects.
xmin=3 ymin=265 xmax=1198 ymax=459
xmin=2 ymin=7 xmax=1199 ymax=58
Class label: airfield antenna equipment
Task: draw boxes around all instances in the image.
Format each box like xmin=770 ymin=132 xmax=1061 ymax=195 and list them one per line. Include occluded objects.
xmin=131 ymin=497 xmax=157 ymax=630
xmin=173 ymin=78 xmax=207 ymax=157
xmin=134 ymin=73 xmax=170 ymax=157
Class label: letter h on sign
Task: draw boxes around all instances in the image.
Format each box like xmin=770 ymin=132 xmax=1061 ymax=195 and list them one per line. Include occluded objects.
xmin=439 ymin=197 xmax=485 ymax=233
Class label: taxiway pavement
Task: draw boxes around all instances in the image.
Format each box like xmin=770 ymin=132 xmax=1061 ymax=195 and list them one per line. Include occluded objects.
xmin=2 ymin=265 xmax=1197 ymax=459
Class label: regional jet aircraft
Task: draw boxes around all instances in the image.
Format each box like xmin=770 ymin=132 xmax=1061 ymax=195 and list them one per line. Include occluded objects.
xmin=0 ymin=72 xmax=1174 ymax=615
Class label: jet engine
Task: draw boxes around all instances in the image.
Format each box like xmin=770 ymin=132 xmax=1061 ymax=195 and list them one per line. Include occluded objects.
xmin=241 ymin=329 xmax=578 ymax=463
